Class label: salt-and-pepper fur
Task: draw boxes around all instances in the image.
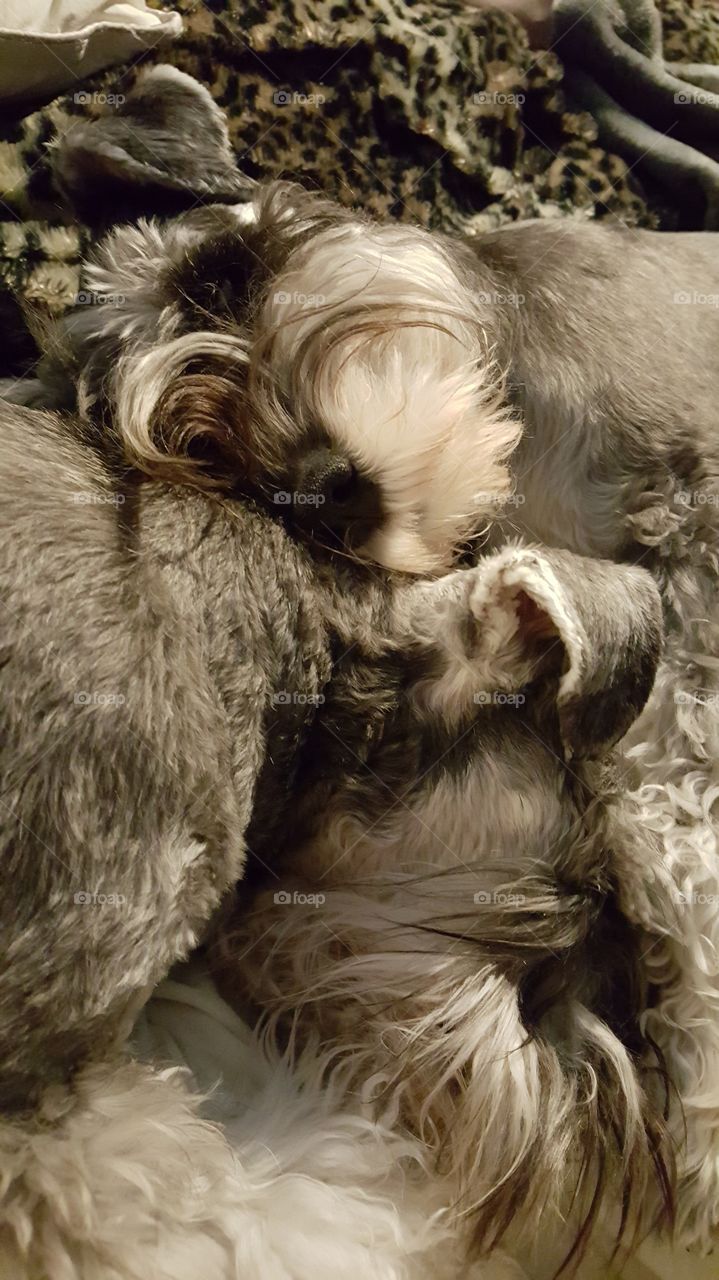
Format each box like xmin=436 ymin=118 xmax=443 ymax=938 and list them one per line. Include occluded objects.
xmin=0 ymin=391 xmax=668 ymax=1273
xmin=2 ymin=63 xmax=717 ymax=1275
xmin=0 ymin=393 xmax=649 ymax=1278
xmin=0 ymin=397 xmax=336 ymax=1109
xmin=213 ymin=543 xmax=673 ymax=1268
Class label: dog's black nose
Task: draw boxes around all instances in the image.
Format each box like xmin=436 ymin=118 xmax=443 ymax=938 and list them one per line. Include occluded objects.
xmin=290 ymin=448 xmax=383 ymax=539
xmin=296 ymin=449 xmax=357 ymax=511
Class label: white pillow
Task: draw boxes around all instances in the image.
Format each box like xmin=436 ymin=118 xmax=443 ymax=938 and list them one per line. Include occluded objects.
xmin=0 ymin=0 xmax=182 ymax=104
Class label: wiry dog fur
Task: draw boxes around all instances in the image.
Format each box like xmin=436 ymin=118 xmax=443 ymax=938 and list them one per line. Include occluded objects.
xmin=0 ymin=1045 xmax=489 ymax=1280
xmin=212 ymin=542 xmax=673 ymax=1271
xmin=0 ymin=394 xmax=583 ymax=1279
xmin=6 ymin=63 xmax=718 ymax=1275
xmin=0 ymin=397 xmax=337 ymax=1110
xmin=44 ymin=75 xmax=719 ymax=584
xmin=0 ymin=392 xmax=475 ymax=1278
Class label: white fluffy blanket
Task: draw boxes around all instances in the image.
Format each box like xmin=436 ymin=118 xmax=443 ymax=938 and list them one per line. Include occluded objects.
xmin=128 ymin=958 xmax=717 ymax=1280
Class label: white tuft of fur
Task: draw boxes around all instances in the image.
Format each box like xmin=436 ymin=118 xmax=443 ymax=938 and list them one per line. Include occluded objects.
xmin=229 ymin=863 xmax=655 ymax=1259
xmin=0 ymin=1049 xmax=495 ymax=1280
xmin=80 ymin=221 xmax=182 ymax=347
xmin=468 ymin=545 xmax=586 ymax=705
xmin=263 ymin=223 xmax=521 ymax=571
xmin=391 ymin=544 xmax=586 ymax=727
xmin=74 ymin=206 xmax=241 ymax=359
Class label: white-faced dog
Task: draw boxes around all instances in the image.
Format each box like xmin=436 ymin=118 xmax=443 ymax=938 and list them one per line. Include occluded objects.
xmin=35 ymin=65 xmax=719 ymax=1268
xmin=49 ymin=91 xmax=719 ymax=582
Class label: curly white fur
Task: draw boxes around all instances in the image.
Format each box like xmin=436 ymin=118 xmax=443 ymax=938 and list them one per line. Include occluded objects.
xmin=0 ymin=1050 xmax=481 ymax=1280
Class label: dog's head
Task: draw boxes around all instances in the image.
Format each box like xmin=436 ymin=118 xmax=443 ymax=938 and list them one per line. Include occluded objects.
xmin=51 ymin=67 xmax=520 ymax=573
xmin=212 ymin=546 xmax=672 ymax=1267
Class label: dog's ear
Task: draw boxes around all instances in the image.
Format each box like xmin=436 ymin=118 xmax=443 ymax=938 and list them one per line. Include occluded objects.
xmin=470 ymin=546 xmax=663 ymax=759
xmin=51 ymin=65 xmax=254 ymax=227
xmin=38 ymin=67 xmax=257 ymax=430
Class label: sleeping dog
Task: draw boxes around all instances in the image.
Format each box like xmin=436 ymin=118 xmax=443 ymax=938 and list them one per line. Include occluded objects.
xmin=0 ymin=389 xmax=670 ymax=1272
xmin=212 ymin=541 xmax=672 ymax=1269
xmin=47 ymin=75 xmax=719 ymax=583
xmin=18 ymin=65 xmax=719 ymax=1264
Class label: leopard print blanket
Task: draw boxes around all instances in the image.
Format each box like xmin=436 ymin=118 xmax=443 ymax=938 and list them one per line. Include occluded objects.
xmin=0 ymin=0 xmax=717 ymax=378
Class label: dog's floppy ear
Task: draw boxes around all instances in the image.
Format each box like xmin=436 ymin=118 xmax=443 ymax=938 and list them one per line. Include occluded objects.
xmin=470 ymin=546 xmax=663 ymax=759
xmin=51 ymin=65 xmax=254 ymax=226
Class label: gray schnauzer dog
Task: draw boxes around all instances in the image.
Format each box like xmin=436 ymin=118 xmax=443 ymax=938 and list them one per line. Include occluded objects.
xmin=9 ymin=64 xmax=718 ymax=1268
xmin=0 ymin=388 xmax=669 ymax=1270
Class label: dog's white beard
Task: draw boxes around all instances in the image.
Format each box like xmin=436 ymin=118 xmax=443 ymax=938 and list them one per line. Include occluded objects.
xmin=263 ymin=223 xmax=521 ymax=572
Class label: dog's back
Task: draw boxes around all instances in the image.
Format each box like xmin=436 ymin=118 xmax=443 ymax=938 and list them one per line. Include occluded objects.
xmin=469 ymin=221 xmax=719 ymax=558
xmin=0 ymin=402 xmax=342 ymax=1106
